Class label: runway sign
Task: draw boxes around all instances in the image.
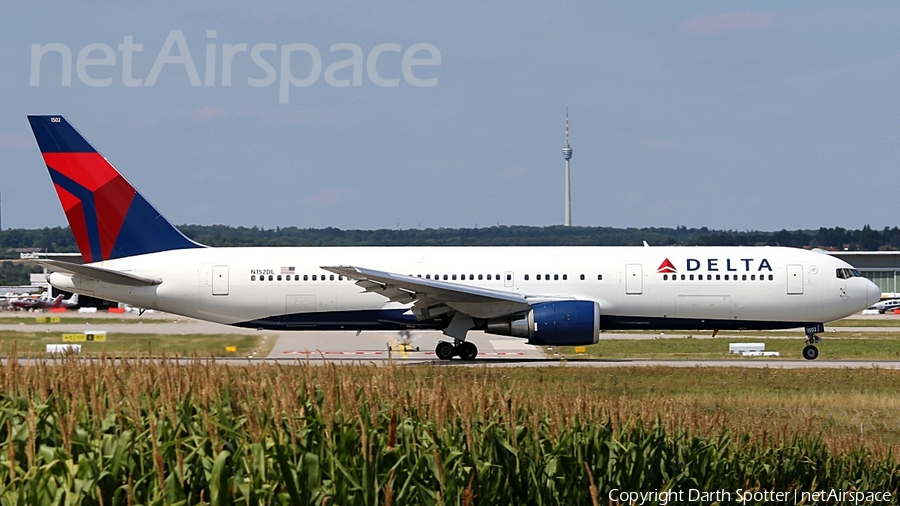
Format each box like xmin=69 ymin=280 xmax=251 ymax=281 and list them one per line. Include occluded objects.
xmin=62 ymin=331 xmax=107 ymax=342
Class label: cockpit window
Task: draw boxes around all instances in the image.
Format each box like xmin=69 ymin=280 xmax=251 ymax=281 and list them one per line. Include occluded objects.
xmin=836 ymin=268 xmax=861 ymax=279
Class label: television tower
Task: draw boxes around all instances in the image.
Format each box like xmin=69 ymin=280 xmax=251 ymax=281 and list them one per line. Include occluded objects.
xmin=562 ymin=108 xmax=573 ymax=226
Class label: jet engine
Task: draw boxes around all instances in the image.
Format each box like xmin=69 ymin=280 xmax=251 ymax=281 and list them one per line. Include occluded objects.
xmin=484 ymin=301 xmax=600 ymax=346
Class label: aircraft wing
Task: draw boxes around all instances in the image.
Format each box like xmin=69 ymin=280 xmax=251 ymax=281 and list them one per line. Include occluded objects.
xmin=322 ymin=265 xmax=535 ymax=320
xmin=31 ymin=260 xmax=162 ymax=286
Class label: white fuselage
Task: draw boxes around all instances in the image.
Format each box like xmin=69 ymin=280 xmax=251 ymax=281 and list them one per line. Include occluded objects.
xmin=49 ymin=245 xmax=879 ymax=332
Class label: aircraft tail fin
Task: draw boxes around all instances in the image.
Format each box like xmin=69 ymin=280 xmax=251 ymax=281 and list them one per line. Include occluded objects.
xmin=27 ymin=115 xmax=203 ymax=263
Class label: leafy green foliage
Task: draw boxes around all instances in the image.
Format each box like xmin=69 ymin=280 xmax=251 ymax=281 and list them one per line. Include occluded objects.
xmin=0 ymin=360 xmax=895 ymax=504
xmin=5 ymin=224 xmax=900 ymax=251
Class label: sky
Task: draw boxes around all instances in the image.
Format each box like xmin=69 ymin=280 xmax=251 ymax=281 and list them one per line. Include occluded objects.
xmin=1 ymin=2 xmax=898 ymax=232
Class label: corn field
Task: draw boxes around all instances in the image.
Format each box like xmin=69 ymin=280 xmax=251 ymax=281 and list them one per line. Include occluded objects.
xmin=0 ymin=353 xmax=897 ymax=505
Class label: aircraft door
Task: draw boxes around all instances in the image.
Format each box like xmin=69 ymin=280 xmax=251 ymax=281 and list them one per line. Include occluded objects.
xmin=212 ymin=265 xmax=229 ymax=296
xmin=786 ymin=264 xmax=803 ymax=295
xmin=286 ymin=294 xmax=316 ymax=314
xmin=626 ymin=264 xmax=643 ymax=295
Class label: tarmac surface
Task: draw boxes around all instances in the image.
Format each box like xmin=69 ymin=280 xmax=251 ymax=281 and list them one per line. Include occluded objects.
xmin=2 ymin=309 xmax=900 ymax=368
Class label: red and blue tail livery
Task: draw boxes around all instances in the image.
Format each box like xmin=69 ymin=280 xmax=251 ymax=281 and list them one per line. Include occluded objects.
xmin=28 ymin=116 xmax=201 ymax=262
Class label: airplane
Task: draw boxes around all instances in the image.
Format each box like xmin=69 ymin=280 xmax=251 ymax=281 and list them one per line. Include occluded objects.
xmin=870 ymin=298 xmax=900 ymax=314
xmin=26 ymin=115 xmax=881 ymax=360
xmin=9 ymin=291 xmax=77 ymax=310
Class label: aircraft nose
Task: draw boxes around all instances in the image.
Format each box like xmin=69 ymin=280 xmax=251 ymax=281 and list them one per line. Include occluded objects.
xmin=867 ymin=280 xmax=882 ymax=307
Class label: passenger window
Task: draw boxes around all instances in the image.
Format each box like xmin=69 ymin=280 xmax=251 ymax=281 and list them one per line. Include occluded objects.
xmin=443 ymin=275 xmax=448 ymax=280
xmin=312 ymin=275 xmax=317 ymax=281
xmin=724 ymin=275 xmax=729 ymax=280
xmin=426 ymin=274 xmax=431 ymax=279
xmin=707 ymin=275 xmax=711 ymax=280
xmin=554 ymin=274 xmax=558 ymax=281
xmin=277 ymin=275 xmax=282 ymax=281
xmin=251 ymin=275 xmax=256 ymax=281
xmin=487 ymin=274 xmax=492 ymax=280
xmin=303 ymin=275 xmax=308 ymax=281
xmin=715 ymin=274 xmax=720 ymax=280
xmin=768 ymin=274 xmax=773 ymax=281
xmin=294 ymin=275 xmax=299 ymax=281
xmin=690 ymin=275 xmax=694 ymax=280
xmin=580 ymin=274 xmax=585 ymax=280
xmin=478 ymin=274 xmax=483 ymax=280
xmin=663 ymin=274 xmax=668 ymax=281
xmin=496 ymin=274 xmax=500 ymax=280
xmin=330 ymin=275 xmax=335 ymax=281
xmin=545 ymin=274 xmax=549 ymax=280
xmin=563 ymin=274 xmax=567 ymax=280
xmin=507 ymin=274 xmax=512 ymax=281
xmin=525 ymin=274 xmax=530 ymax=280
xmin=469 ymin=274 xmax=474 ymax=280
xmin=537 ymin=274 xmax=542 ymax=280
xmin=751 ymin=275 xmax=756 ymax=280
xmin=268 ymin=275 xmax=273 ymax=281
xmin=598 ymin=274 xmax=603 ymax=281
xmin=452 ymin=274 xmax=457 ymax=280
xmin=742 ymin=275 xmax=747 ymax=280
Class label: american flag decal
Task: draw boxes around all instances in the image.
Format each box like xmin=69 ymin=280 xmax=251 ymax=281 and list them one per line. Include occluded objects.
xmin=281 ymin=266 xmax=295 ymax=274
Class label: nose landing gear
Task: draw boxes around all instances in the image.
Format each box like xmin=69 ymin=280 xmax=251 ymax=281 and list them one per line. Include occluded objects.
xmin=802 ymin=343 xmax=819 ymax=360
xmin=435 ymin=340 xmax=478 ymax=361
xmin=802 ymin=324 xmax=824 ymax=360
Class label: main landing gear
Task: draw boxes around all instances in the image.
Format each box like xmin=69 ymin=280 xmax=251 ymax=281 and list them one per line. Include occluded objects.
xmin=435 ymin=340 xmax=478 ymax=361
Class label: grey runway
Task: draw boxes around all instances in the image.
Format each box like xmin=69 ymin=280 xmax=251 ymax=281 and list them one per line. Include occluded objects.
xmin=269 ymin=330 xmax=546 ymax=361
xmin=4 ymin=311 xmax=900 ymax=368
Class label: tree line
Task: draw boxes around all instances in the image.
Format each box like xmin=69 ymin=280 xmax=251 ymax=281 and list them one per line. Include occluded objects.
xmin=0 ymin=224 xmax=896 ymax=285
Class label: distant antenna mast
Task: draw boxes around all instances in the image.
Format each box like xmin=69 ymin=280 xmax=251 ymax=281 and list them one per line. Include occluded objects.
xmin=562 ymin=108 xmax=573 ymax=226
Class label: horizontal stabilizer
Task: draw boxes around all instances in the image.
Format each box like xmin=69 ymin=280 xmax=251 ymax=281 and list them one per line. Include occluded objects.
xmin=31 ymin=259 xmax=162 ymax=286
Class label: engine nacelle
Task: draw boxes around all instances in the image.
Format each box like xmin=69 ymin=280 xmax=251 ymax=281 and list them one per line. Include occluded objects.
xmin=485 ymin=301 xmax=600 ymax=346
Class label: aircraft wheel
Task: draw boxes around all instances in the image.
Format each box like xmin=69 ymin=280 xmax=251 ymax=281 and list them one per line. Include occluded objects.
xmin=802 ymin=345 xmax=819 ymax=361
xmin=436 ymin=341 xmax=455 ymax=360
xmin=458 ymin=341 xmax=478 ymax=361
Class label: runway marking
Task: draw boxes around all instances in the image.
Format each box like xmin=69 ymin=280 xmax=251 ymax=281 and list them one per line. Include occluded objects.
xmin=424 ymin=352 xmax=527 ymax=356
xmin=280 ymin=351 xmax=528 ymax=357
xmin=282 ymin=351 xmax=385 ymax=355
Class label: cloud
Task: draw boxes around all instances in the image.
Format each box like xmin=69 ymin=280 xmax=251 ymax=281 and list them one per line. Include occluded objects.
xmin=0 ymin=134 xmax=32 ymax=150
xmin=682 ymin=11 xmax=775 ymax=34
xmin=193 ymin=106 xmax=227 ymax=121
